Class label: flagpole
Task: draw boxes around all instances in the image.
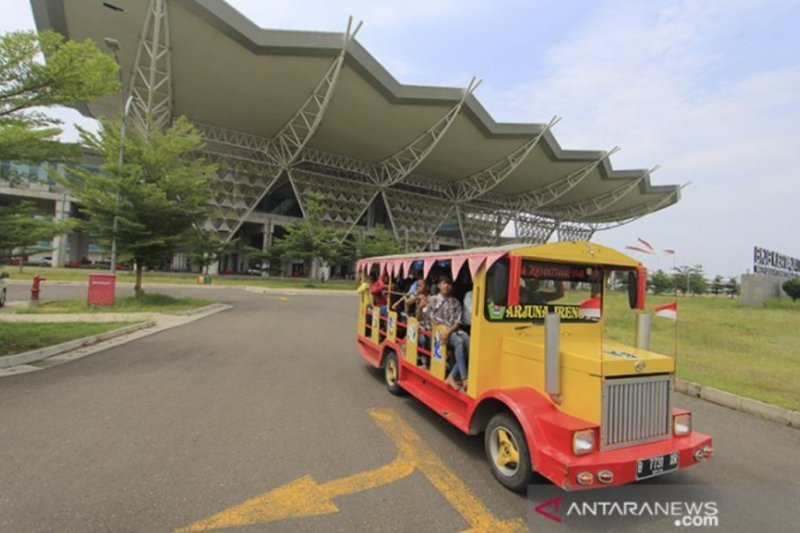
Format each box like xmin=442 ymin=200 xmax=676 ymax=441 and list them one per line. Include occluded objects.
xmin=627 ymin=240 xmax=681 ymax=375
xmin=668 ymin=250 xmax=679 ymax=378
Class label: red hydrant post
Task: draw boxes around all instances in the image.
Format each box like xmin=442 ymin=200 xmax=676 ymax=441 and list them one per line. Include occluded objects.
xmin=31 ymin=275 xmax=46 ymax=302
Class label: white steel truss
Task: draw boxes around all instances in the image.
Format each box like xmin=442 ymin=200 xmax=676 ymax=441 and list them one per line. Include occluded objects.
xmin=557 ymin=223 xmax=595 ymax=242
xmin=582 ymin=186 xmax=683 ymax=225
xmin=452 ymin=116 xmax=560 ymax=202
xmin=296 ymin=147 xmax=377 ymax=182
xmin=509 ymin=147 xmax=620 ymax=211
xmin=382 ymin=188 xmax=455 ymax=251
xmin=514 ymin=213 xmax=557 ymax=244
xmin=288 ymin=167 xmax=380 ymax=233
xmin=128 ymin=0 xmax=172 ymax=132
xmin=422 ymin=205 xmax=457 ymax=251
xmin=541 ymin=166 xmax=658 ymax=221
xmin=265 ymin=19 xmax=362 ymax=169
xmin=216 ymin=18 xmax=362 ymax=239
xmin=194 ymin=122 xmax=270 ymax=154
xmin=456 ymin=205 xmax=509 ymax=248
xmin=374 ymin=78 xmax=481 ymax=187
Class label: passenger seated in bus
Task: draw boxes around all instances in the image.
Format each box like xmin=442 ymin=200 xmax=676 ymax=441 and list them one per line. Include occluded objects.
xmin=414 ymin=288 xmax=432 ymax=369
xmin=461 ymin=289 xmax=473 ymax=335
xmin=422 ymin=274 xmax=470 ymax=391
xmin=370 ymin=272 xmax=389 ymax=315
xmin=522 ymin=279 xmax=565 ymax=305
xmin=391 ymin=274 xmax=424 ymax=315
xmin=405 ymin=277 xmax=430 ymax=317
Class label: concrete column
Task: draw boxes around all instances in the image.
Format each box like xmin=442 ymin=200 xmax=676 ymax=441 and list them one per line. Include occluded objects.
xmin=67 ymin=232 xmax=81 ymax=264
xmin=52 ymin=196 xmax=71 ymax=268
xmin=262 ymin=221 xmax=273 ymax=251
xmin=171 ymin=253 xmax=187 ymax=271
xmin=261 ymin=221 xmax=272 ymax=277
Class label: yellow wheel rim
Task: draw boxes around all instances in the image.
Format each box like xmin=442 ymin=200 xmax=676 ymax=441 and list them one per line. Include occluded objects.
xmin=386 ymin=359 xmax=397 ymax=384
xmin=494 ymin=428 xmax=520 ymax=471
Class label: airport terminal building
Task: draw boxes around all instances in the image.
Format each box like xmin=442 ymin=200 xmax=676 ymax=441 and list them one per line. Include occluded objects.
xmin=14 ymin=0 xmax=680 ymax=274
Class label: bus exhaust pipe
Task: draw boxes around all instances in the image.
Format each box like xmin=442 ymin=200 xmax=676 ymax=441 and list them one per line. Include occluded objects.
xmin=545 ymin=313 xmax=562 ymax=404
xmin=636 ymin=313 xmax=652 ymax=350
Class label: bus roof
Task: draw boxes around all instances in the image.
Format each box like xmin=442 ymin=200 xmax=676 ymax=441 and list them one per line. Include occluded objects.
xmin=358 ymin=241 xmax=640 ymax=279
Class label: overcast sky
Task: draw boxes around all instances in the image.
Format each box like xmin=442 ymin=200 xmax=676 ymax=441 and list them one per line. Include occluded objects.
xmin=2 ymin=0 xmax=799 ymax=277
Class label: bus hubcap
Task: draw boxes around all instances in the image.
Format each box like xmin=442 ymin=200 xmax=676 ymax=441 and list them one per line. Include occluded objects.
xmin=492 ymin=427 xmax=520 ymax=476
xmin=386 ymin=360 xmax=397 ymax=384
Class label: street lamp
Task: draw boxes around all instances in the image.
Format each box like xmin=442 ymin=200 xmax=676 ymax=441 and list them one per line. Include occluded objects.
xmin=104 ymin=38 xmax=136 ymax=275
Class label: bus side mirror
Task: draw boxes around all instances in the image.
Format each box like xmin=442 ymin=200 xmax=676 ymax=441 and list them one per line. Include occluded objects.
xmin=628 ymin=267 xmax=647 ymax=310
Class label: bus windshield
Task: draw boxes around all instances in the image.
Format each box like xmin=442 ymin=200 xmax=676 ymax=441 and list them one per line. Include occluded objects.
xmin=515 ymin=261 xmax=603 ymax=322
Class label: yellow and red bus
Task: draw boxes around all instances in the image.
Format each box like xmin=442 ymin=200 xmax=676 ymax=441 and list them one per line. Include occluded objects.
xmin=356 ymin=241 xmax=712 ymax=491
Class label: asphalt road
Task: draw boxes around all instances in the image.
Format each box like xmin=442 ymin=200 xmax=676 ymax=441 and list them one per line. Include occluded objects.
xmin=1 ymin=284 xmax=799 ymax=532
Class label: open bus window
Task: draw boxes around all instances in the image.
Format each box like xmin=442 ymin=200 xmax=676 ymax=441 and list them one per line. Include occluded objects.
xmin=485 ymin=260 xmax=603 ymax=323
xmin=519 ymin=261 xmax=604 ymax=322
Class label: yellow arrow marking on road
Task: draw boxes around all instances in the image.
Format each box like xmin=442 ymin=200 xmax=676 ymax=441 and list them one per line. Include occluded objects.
xmin=176 ymin=408 xmax=524 ymax=532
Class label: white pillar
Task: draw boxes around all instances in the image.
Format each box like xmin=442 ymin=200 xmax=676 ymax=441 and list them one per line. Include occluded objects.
xmin=52 ymin=197 xmax=71 ymax=268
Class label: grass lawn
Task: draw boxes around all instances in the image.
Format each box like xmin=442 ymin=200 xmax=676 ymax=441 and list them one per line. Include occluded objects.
xmin=0 ymin=267 xmax=357 ymax=291
xmin=18 ymin=293 xmax=215 ymax=314
xmin=603 ymin=292 xmax=800 ymax=411
xmin=0 ymin=322 xmax=139 ymax=357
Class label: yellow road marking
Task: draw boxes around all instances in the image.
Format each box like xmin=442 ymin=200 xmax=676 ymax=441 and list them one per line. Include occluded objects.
xmin=176 ymin=408 xmax=524 ymax=532
xmin=370 ymin=409 xmax=524 ymax=533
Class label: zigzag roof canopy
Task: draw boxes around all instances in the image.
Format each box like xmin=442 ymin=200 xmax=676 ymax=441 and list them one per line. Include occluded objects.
xmin=31 ymin=0 xmax=680 ymax=233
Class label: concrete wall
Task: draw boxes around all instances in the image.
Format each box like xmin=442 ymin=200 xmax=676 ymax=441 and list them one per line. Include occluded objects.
xmin=741 ymin=274 xmax=790 ymax=306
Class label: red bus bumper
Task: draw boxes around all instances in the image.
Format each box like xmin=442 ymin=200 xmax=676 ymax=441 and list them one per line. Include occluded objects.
xmin=538 ymin=432 xmax=713 ymax=490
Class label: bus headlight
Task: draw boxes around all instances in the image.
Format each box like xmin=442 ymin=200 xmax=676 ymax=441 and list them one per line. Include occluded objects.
xmin=573 ymin=429 xmax=595 ymax=455
xmin=673 ymin=413 xmax=692 ymax=436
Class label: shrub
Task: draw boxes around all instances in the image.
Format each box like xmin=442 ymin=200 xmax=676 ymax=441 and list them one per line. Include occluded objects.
xmin=782 ymin=278 xmax=800 ymax=302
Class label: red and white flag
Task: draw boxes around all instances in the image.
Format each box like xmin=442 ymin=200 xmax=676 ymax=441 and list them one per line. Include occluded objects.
xmin=579 ymin=297 xmax=602 ymax=320
xmin=654 ymin=301 xmax=678 ymax=320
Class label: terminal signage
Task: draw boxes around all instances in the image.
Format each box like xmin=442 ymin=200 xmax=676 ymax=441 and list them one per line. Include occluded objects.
xmin=753 ymin=246 xmax=800 ymax=278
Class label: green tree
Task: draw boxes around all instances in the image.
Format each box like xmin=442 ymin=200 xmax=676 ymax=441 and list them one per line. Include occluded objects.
xmin=689 ymin=267 xmax=707 ymax=295
xmin=672 ymin=264 xmax=705 ymax=295
xmin=349 ymin=227 xmax=402 ymax=260
xmin=650 ymin=269 xmax=673 ymax=294
xmin=0 ymin=30 xmax=118 ymax=164
xmin=66 ymin=116 xmax=216 ymax=296
xmin=783 ymin=278 xmax=800 ymax=302
xmin=186 ymin=229 xmax=237 ymax=276
xmin=726 ymin=276 xmax=740 ymax=298
xmin=710 ymin=275 xmax=724 ymax=295
xmin=270 ymin=194 xmax=345 ymax=280
xmin=0 ymin=201 xmax=73 ymax=271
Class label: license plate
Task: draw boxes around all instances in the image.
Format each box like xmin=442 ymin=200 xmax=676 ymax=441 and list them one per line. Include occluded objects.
xmin=636 ymin=452 xmax=680 ymax=480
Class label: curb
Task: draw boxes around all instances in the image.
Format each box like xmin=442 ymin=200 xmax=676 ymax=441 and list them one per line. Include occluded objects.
xmin=675 ymin=379 xmax=800 ymax=430
xmin=175 ymin=303 xmax=231 ymax=316
xmin=244 ymin=286 xmax=354 ymax=296
xmin=0 ymin=321 xmax=155 ymax=369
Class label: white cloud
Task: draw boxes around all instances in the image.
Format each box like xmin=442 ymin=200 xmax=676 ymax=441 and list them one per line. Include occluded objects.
xmin=3 ymin=0 xmax=798 ymax=275
xmin=484 ymin=0 xmax=800 ymax=276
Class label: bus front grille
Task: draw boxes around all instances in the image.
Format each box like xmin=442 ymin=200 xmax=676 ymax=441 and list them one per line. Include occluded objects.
xmin=601 ymin=375 xmax=672 ymax=449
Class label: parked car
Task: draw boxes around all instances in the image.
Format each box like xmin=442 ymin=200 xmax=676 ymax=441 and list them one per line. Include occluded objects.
xmin=40 ymin=256 xmax=52 ymax=267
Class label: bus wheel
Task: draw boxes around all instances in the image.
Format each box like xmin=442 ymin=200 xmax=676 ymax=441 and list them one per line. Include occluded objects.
xmin=383 ymin=351 xmax=402 ymax=395
xmin=485 ymin=412 xmax=532 ymax=493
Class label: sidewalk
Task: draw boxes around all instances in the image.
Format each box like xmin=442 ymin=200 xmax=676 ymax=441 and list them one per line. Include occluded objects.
xmin=0 ymin=304 xmax=231 ymax=376
xmin=3 ymin=278 xmax=355 ymax=295
xmin=0 ymin=311 xmax=189 ymax=326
